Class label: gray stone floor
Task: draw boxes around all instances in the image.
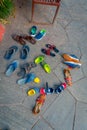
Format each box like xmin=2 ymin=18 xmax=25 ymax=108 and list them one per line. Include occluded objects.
xmin=0 ymin=0 xmax=87 ymax=130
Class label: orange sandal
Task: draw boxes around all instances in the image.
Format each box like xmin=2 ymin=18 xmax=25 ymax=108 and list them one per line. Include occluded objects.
xmin=32 ymin=94 xmax=46 ymax=115
xmin=64 ymin=68 xmax=72 ymax=86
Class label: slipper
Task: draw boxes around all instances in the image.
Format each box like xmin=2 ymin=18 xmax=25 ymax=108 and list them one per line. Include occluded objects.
xmin=34 ymin=29 xmax=46 ymax=40
xmin=4 ymin=46 xmax=18 ymax=60
xmin=22 ymin=35 xmax=36 ymax=45
xmin=32 ymin=94 xmax=46 ymax=115
xmin=5 ymin=60 xmax=19 ymax=76
xmin=55 ymin=83 xmax=67 ymax=94
xmin=64 ymin=68 xmax=72 ymax=86
xmin=17 ymin=73 xmax=36 ymax=85
xmin=20 ymin=45 xmax=30 ymax=59
xmin=34 ymin=55 xmax=45 ymax=64
xmin=27 ymin=87 xmax=40 ymax=96
xmin=34 ymin=77 xmax=41 ymax=84
xmin=41 ymin=48 xmax=55 ymax=57
xmin=29 ymin=26 xmax=37 ymax=37
xmin=63 ymin=61 xmax=81 ymax=68
xmin=46 ymin=44 xmax=59 ymax=53
xmin=12 ymin=35 xmax=26 ymax=45
xmin=40 ymin=61 xmax=51 ymax=73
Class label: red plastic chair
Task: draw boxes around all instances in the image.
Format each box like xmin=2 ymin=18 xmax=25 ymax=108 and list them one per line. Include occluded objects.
xmin=31 ymin=0 xmax=61 ymax=24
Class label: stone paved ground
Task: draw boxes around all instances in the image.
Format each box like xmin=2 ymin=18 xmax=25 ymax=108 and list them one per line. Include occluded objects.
xmin=0 ymin=0 xmax=87 ymax=130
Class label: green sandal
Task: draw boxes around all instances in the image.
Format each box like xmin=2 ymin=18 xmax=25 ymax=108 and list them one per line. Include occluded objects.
xmin=34 ymin=55 xmax=45 ymax=64
xmin=40 ymin=61 xmax=51 ymax=73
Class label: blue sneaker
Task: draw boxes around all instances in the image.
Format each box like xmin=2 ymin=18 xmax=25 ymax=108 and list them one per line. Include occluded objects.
xmin=64 ymin=61 xmax=81 ymax=68
xmin=35 ymin=29 xmax=46 ymax=40
xmin=29 ymin=26 xmax=37 ymax=37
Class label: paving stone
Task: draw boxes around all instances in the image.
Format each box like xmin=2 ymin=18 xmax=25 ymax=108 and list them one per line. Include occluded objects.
xmin=68 ymin=77 xmax=87 ymax=102
xmin=31 ymin=118 xmax=53 ymax=130
xmin=43 ymin=90 xmax=75 ymax=130
xmin=74 ymin=102 xmax=87 ymax=130
xmin=0 ymin=105 xmax=39 ymax=130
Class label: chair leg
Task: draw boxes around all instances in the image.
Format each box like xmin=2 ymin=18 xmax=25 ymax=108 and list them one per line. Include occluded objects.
xmin=52 ymin=5 xmax=60 ymax=24
xmin=31 ymin=1 xmax=34 ymax=22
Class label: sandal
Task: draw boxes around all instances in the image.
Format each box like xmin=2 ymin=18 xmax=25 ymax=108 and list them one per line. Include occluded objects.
xmin=64 ymin=68 xmax=72 ymax=86
xmin=32 ymin=94 xmax=46 ymax=115
xmin=12 ymin=35 xmax=26 ymax=45
xmin=22 ymin=35 xmax=36 ymax=45
xmin=40 ymin=61 xmax=51 ymax=73
xmin=46 ymin=44 xmax=59 ymax=53
xmin=41 ymin=48 xmax=55 ymax=57
xmin=20 ymin=45 xmax=30 ymax=60
xmin=4 ymin=45 xmax=18 ymax=60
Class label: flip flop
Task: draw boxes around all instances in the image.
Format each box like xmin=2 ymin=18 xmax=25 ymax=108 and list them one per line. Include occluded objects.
xmin=22 ymin=35 xmax=36 ymax=45
xmin=29 ymin=26 xmax=37 ymax=37
xmin=5 ymin=60 xmax=19 ymax=76
xmin=41 ymin=48 xmax=55 ymax=57
xmin=64 ymin=68 xmax=72 ymax=86
xmin=34 ymin=55 xmax=45 ymax=64
xmin=40 ymin=61 xmax=51 ymax=73
xmin=46 ymin=44 xmax=59 ymax=53
xmin=27 ymin=87 xmax=40 ymax=96
xmin=32 ymin=94 xmax=46 ymax=115
xmin=4 ymin=46 xmax=18 ymax=60
xmin=35 ymin=29 xmax=46 ymax=40
xmin=20 ymin=45 xmax=30 ymax=59
xmin=17 ymin=73 xmax=36 ymax=85
xmin=12 ymin=35 xmax=26 ymax=45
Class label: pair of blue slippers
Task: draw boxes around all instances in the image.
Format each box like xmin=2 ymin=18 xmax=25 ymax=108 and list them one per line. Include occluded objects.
xmin=5 ymin=60 xmax=36 ymax=85
xmin=4 ymin=45 xmax=30 ymax=60
xmin=29 ymin=26 xmax=46 ymax=41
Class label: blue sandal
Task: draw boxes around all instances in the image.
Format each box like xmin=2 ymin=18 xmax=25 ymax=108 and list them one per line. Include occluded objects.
xmin=4 ymin=45 xmax=18 ymax=60
xmin=20 ymin=45 xmax=30 ymax=59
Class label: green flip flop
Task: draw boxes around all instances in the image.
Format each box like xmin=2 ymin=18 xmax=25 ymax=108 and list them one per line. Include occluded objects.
xmin=40 ymin=61 xmax=51 ymax=73
xmin=34 ymin=55 xmax=45 ymax=64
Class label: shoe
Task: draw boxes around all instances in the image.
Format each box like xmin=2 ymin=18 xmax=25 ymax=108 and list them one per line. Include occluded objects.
xmin=41 ymin=48 xmax=55 ymax=57
xmin=40 ymin=61 xmax=51 ymax=73
xmin=63 ymin=61 xmax=81 ymax=68
xmin=62 ymin=54 xmax=80 ymax=63
xmin=34 ymin=55 xmax=45 ymax=64
xmin=64 ymin=68 xmax=72 ymax=86
xmin=35 ymin=29 xmax=46 ymax=40
xmin=12 ymin=35 xmax=26 ymax=45
xmin=46 ymin=44 xmax=59 ymax=53
xmin=55 ymin=83 xmax=67 ymax=94
xmin=32 ymin=94 xmax=46 ymax=115
xmin=17 ymin=73 xmax=36 ymax=85
xmin=5 ymin=60 xmax=19 ymax=76
xmin=4 ymin=45 xmax=18 ymax=60
xmin=29 ymin=26 xmax=37 ymax=37
xmin=20 ymin=45 xmax=30 ymax=60
xmin=27 ymin=87 xmax=40 ymax=96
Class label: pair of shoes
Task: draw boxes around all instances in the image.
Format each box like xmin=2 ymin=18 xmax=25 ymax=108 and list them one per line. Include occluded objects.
xmin=29 ymin=26 xmax=46 ymax=41
xmin=27 ymin=82 xmax=67 ymax=96
xmin=4 ymin=45 xmax=30 ymax=60
xmin=17 ymin=62 xmax=37 ymax=77
xmin=41 ymin=44 xmax=59 ymax=57
xmin=32 ymin=94 xmax=46 ymax=115
xmin=34 ymin=55 xmax=51 ymax=73
xmin=17 ymin=72 xmax=41 ymax=85
xmin=12 ymin=34 xmax=36 ymax=45
xmin=62 ymin=53 xmax=82 ymax=68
